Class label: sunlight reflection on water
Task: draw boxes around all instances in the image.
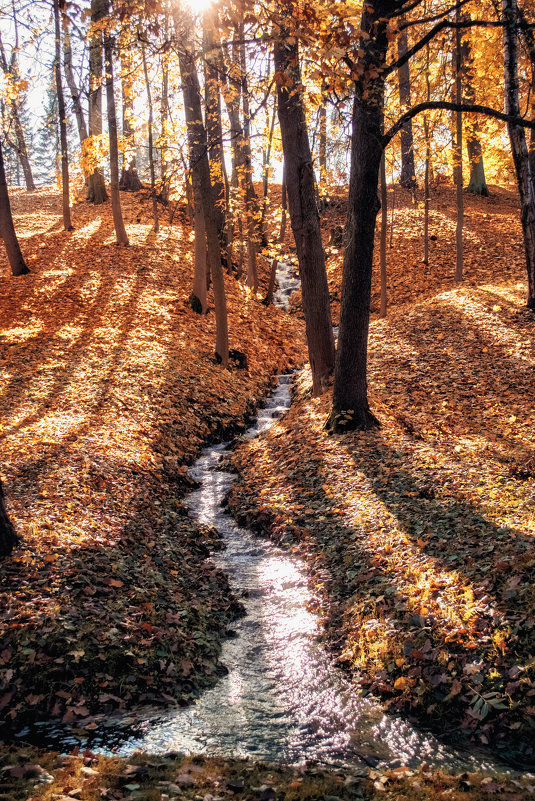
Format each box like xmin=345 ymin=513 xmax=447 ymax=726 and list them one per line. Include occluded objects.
xmin=28 ymin=264 xmax=507 ymax=773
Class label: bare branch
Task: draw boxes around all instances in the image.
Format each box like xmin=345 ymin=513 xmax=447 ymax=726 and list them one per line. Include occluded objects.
xmin=383 ymin=100 xmax=535 ymax=146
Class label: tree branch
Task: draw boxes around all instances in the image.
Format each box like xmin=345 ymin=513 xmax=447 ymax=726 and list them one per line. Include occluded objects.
xmin=384 ymin=18 xmax=504 ymax=76
xmin=383 ymin=100 xmax=535 ymax=146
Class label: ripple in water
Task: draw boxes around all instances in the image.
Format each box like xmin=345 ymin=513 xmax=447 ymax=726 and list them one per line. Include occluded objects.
xmin=25 ymin=264 xmax=508 ymax=773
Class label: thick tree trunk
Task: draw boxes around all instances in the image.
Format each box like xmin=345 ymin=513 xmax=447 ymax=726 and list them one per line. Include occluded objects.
xmin=141 ymin=43 xmax=159 ymax=232
xmin=177 ymin=14 xmax=228 ymax=364
xmin=503 ymin=0 xmax=535 ymax=310
xmin=0 ymin=480 xmax=19 ymax=558
xmin=54 ymin=0 xmax=73 ymax=231
xmin=328 ymin=3 xmax=392 ymax=431
xmin=192 ymin=179 xmax=208 ymax=314
xmin=0 ymin=141 xmax=29 ymax=275
xmin=453 ymin=13 xmax=464 ymax=283
xmin=274 ymin=35 xmax=335 ymax=395
xmin=397 ymin=18 xmax=417 ymax=190
xmin=62 ymin=8 xmax=88 ymax=146
xmin=119 ymin=34 xmax=142 ymax=192
xmin=203 ymin=8 xmax=228 ymax=252
xmin=87 ymin=0 xmax=108 ymax=204
xmin=103 ymin=9 xmax=129 ymax=246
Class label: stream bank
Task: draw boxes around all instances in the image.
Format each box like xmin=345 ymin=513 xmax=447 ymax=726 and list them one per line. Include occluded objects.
xmin=227 ymin=279 xmax=535 ymax=770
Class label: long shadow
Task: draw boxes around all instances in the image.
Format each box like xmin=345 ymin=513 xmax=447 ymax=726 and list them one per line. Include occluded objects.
xmin=372 ymin=293 xmax=533 ymax=446
xmin=0 ymin=215 xmax=157 ymax=431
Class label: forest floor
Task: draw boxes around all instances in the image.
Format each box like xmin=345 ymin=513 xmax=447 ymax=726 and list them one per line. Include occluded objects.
xmin=229 ymin=184 xmax=535 ymax=767
xmin=1 ymin=184 xmax=534 ymax=800
xmin=0 ymin=186 xmax=304 ymax=730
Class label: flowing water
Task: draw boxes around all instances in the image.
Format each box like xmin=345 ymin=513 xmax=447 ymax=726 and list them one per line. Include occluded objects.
xmin=23 ymin=264 xmax=513 ymax=772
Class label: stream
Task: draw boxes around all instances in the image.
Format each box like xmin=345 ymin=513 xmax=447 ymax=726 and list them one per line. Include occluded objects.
xmin=23 ymin=262 xmax=513 ymax=773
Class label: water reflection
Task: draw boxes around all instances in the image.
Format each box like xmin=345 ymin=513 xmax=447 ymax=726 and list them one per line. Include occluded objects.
xmin=25 ymin=264 xmax=507 ymax=773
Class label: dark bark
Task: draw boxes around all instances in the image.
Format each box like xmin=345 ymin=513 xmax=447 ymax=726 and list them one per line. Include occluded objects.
xmin=274 ymin=34 xmax=335 ymax=395
xmin=503 ymin=0 xmax=535 ymax=310
xmin=379 ymin=152 xmax=387 ymax=318
xmin=454 ymin=17 xmax=464 ymax=282
xmin=328 ymin=2 xmax=394 ymax=431
xmin=203 ymin=8 xmax=228 ymax=248
xmin=54 ymin=0 xmax=73 ymax=231
xmin=103 ymin=5 xmax=129 ymax=245
xmin=87 ymin=0 xmax=107 ymax=204
xmin=397 ymin=17 xmax=417 ymax=189
xmin=0 ymin=480 xmax=19 ymax=558
xmin=279 ymin=160 xmax=287 ymax=242
xmin=176 ymin=11 xmax=228 ymax=364
xmin=0 ymin=140 xmax=29 ymax=275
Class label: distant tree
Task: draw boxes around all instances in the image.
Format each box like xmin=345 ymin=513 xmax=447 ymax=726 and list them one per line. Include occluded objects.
xmin=397 ymin=15 xmax=417 ymax=189
xmin=119 ymin=31 xmax=142 ymax=191
xmin=0 ymin=139 xmax=29 ymax=276
xmin=0 ymin=26 xmax=35 ymax=191
xmin=103 ymin=0 xmax=129 ymax=245
xmin=87 ymin=0 xmax=108 ymax=204
xmin=54 ymin=0 xmax=74 ymax=231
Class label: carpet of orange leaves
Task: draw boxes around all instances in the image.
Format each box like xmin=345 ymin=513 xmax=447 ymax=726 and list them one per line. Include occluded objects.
xmin=0 ymin=187 xmax=305 ymax=727
xmin=230 ymin=188 xmax=535 ymax=765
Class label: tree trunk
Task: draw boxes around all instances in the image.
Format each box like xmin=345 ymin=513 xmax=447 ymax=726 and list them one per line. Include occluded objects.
xmin=237 ymin=29 xmax=259 ymax=292
xmin=454 ymin=18 xmax=464 ymax=282
xmin=397 ymin=17 xmax=417 ymax=190
xmin=424 ymin=114 xmax=430 ymax=265
xmin=261 ymin=94 xmax=277 ymax=242
xmin=279 ymin=161 xmax=287 ymax=242
xmin=87 ymin=0 xmax=108 ymax=204
xmin=318 ymin=94 xmax=327 ymax=206
xmin=103 ymin=7 xmax=129 ymax=246
xmin=0 ymin=141 xmax=29 ymax=275
xmin=119 ymin=33 xmax=142 ymax=192
xmin=141 ymin=42 xmax=159 ymax=232
xmin=176 ymin=12 xmax=228 ymax=364
xmin=503 ymin=0 xmax=535 ymax=310
xmin=203 ymin=8 xmax=228 ymax=255
xmin=62 ymin=7 xmax=88 ymax=146
xmin=160 ymin=4 xmax=170 ymax=204
xmin=274 ymin=34 xmax=335 ymax=395
xmin=328 ymin=3 xmax=391 ymax=431
xmin=0 ymin=33 xmax=35 ymax=191
xmin=461 ymin=19 xmax=489 ymax=197
xmin=192 ymin=178 xmax=208 ymax=314
xmin=0 ymin=480 xmax=19 ymax=558
xmin=379 ymin=151 xmax=387 ymax=318
xmin=54 ymin=0 xmax=73 ymax=231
